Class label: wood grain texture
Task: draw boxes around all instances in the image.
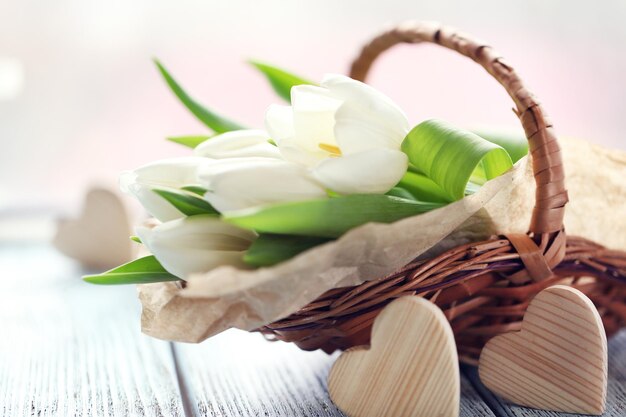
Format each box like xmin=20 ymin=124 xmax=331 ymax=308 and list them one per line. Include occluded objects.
xmin=327 ymin=296 xmax=459 ymax=417
xmin=174 ymin=328 xmax=495 ymax=417
xmin=173 ymin=330 xmax=344 ymax=417
xmin=458 ymin=375 xmax=498 ymax=417
xmin=0 ymin=244 xmax=184 ymax=416
xmin=1 ymin=243 xmax=623 ymax=417
xmin=464 ymin=327 xmax=626 ymax=417
xmin=479 ymin=285 xmax=607 ymax=415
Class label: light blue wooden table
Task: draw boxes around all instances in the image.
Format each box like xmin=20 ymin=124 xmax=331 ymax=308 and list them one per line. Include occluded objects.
xmin=0 ymin=244 xmax=624 ymax=416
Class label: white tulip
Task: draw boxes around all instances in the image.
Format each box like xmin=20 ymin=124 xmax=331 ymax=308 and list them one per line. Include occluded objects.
xmin=120 ymin=157 xmax=208 ymax=222
xmin=136 ymin=215 xmax=257 ymax=279
xmin=196 ymin=157 xmax=327 ymax=212
xmin=194 ymin=129 xmax=281 ymax=159
xmin=265 ymin=74 xmax=409 ymax=194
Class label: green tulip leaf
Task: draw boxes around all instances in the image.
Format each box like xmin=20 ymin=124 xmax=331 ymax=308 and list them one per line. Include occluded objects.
xmin=224 ymin=195 xmax=443 ymax=238
xmin=401 ymin=119 xmax=513 ymax=201
xmin=396 ymin=172 xmax=452 ymax=204
xmin=249 ymin=60 xmax=315 ymax=102
xmin=472 ymin=128 xmax=529 ymax=164
xmin=385 ymin=187 xmax=417 ymax=201
xmin=153 ymin=188 xmax=219 ymax=216
xmin=83 ymin=256 xmax=179 ymax=285
xmin=155 ymin=59 xmax=245 ymax=133
xmin=180 ymin=185 xmax=209 ymax=196
xmin=167 ymin=135 xmax=212 ymax=148
xmin=244 ymin=234 xmax=331 ymax=267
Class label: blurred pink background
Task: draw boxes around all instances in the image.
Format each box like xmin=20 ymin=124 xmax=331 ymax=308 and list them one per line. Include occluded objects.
xmin=1 ymin=0 xmax=625 ymax=213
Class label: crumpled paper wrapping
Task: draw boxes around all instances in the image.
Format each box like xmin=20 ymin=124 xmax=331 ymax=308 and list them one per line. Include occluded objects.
xmin=138 ymin=137 xmax=626 ymax=343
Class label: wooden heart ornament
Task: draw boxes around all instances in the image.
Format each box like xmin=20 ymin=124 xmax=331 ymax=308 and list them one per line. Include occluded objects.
xmin=53 ymin=187 xmax=135 ymax=269
xmin=479 ymin=285 xmax=607 ymax=415
xmin=328 ymin=296 xmax=459 ymax=417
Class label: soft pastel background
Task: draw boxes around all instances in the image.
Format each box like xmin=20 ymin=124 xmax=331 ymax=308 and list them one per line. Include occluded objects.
xmin=1 ymin=0 xmax=625 ymax=218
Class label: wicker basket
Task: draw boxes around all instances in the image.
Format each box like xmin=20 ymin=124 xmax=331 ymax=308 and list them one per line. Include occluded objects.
xmin=256 ymin=22 xmax=626 ymax=363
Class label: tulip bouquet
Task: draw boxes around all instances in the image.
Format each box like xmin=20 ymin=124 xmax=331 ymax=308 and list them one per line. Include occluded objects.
xmin=84 ymin=60 xmax=527 ymax=285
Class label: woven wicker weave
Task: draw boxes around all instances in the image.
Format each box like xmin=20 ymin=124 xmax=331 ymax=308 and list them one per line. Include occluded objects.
xmin=257 ymin=22 xmax=626 ymax=363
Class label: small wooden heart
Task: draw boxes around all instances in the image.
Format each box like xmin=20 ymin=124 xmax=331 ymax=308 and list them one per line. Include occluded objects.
xmin=479 ymin=285 xmax=607 ymax=415
xmin=53 ymin=187 xmax=134 ymax=269
xmin=327 ymin=296 xmax=459 ymax=417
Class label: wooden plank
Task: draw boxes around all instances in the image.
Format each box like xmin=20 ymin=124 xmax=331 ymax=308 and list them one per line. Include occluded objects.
xmin=173 ymin=330 xmax=343 ymax=417
xmin=9 ymin=242 xmax=624 ymax=416
xmin=463 ymin=329 xmax=626 ymax=417
xmin=174 ymin=329 xmax=496 ymax=417
xmin=460 ymin=371 xmax=499 ymax=417
xmin=0 ymin=244 xmax=185 ymax=417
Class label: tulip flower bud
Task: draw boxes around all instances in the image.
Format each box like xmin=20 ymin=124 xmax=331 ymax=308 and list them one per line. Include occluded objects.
xmin=265 ymin=74 xmax=409 ymax=194
xmin=136 ymin=215 xmax=257 ymax=279
xmin=120 ymin=157 xmax=210 ymax=221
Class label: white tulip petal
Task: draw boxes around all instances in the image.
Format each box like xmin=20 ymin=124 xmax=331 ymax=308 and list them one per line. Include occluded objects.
xmin=215 ymin=142 xmax=281 ymax=159
xmin=137 ymin=216 xmax=256 ymax=279
xmin=312 ymin=149 xmax=408 ymax=194
xmin=194 ymin=129 xmax=281 ymax=159
xmin=277 ymin=142 xmax=328 ymax=167
xmin=265 ymin=104 xmax=295 ymax=143
xmin=118 ymin=170 xmax=138 ymax=194
xmin=126 ymin=183 xmax=186 ymax=222
xmin=291 ymin=84 xmax=340 ymax=111
xmin=126 ymin=157 xmax=209 ymax=188
xmin=291 ymin=85 xmax=341 ymax=151
xmin=202 ymin=160 xmax=327 ymax=212
xmin=142 ymin=215 xmax=257 ymax=247
xmin=196 ymin=157 xmax=288 ymax=189
xmin=321 ymin=74 xmax=410 ymax=151
xmin=265 ymin=106 xmax=321 ymax=165
xmin=162 ymin=249 xmax=248 ymax=279
xmin=333 ymin=102 xmax=405 ymax=154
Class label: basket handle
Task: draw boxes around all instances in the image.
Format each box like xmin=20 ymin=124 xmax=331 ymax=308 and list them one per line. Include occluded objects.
xmin=349 ymin=22 xmax=568 ymax=241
